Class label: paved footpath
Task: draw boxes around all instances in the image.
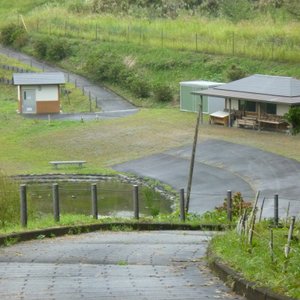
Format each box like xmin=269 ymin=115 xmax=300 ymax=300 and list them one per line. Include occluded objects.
xmin=0 ymin=231 xmax=244 ymax=300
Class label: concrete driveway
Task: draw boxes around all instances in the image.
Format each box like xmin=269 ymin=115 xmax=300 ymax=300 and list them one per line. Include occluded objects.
xmin=0 ymin=231 xmax=243 ymax=300
xmin=114 ymin=139 xmax=300 ymax=218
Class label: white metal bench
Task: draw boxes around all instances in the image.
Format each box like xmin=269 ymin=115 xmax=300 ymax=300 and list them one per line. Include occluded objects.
xmin=49 ymin=160 xmax=87 ymax=169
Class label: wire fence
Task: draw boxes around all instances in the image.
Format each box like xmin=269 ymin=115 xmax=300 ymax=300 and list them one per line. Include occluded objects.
xmin=25 ymin=18 xmax=300 ymax=63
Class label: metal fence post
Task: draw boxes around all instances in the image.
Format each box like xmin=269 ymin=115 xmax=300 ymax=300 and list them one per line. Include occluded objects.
xmin=91 ymin=183 xmax=98 ymax=219
xmin=133 ymin=185 xmax=139 ymax=220
xmin=53 ymin=183 xmax=60 ymax=222
xmin=20 ymin=184 xmax=27 ymax=227
xmin=274 ymin=194 xmax=279 ymax=226
xmin=227 ymin=190 xmax=232 ymax=222
xmin=179 ymin=188 xmax=185 ymax=222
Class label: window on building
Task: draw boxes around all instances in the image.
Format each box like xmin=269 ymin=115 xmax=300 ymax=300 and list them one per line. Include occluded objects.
xmin=239 ymin=100 xmax=256 ymax=112
xmin=261 ymin=103 xmax=277 ymax=115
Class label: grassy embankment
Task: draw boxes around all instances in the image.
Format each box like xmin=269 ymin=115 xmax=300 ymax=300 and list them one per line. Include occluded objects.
xmin=2 ymin=1 xmax=300 ymax=107
xmin=210 ymin=222 xmax=300 ymax=299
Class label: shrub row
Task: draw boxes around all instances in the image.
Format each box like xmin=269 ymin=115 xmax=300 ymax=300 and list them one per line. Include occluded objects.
xmin=0 ymin=24 xmax=28 ymax=49
xmin=33 ymin=37 xmax=71 ymax=61
xmin=67 ymin=0 xmax=300 ymax=22
xmin=85 ymin=51 xmax=173 ymax=102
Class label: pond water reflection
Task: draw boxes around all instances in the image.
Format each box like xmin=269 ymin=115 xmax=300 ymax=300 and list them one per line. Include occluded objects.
xmin=28 ymin=180 xmax=173 ymax=217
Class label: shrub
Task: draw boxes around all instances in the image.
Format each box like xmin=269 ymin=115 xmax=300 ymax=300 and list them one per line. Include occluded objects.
xmin=33 ymin=38 xmax=48 ymax=59
xmin=0 ymin=170 xmax=20 ymax=227
xmin=225 ymin=64 xmax=246 ymax=81
xmin=284 ymin=106 xmax=300 ymax=135
xmin=284 ymin=0 xmax=300 ymax=19
xmin=219 ymin=0 xmax=254 ymax=23
xmin=215 ymin=192 xmax=252 ymax=217
xmin=0 ymin=24 xmax=28 ymax=48
xmin=68 ymin=0 xmax=90 ymax=13
xmin=130 ymin=77 xmax=151 ymax=98
xmin=46 ymin=39 xmax=71 ymax=61
xmin=153 ymin=84 xmax=173 ymax=102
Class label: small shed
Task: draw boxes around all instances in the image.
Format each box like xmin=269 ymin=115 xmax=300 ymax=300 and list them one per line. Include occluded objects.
xmin=180 ymin=80 xmax=224 ymax=114
xmin=13 ymin=72 xmax=65 ymax=114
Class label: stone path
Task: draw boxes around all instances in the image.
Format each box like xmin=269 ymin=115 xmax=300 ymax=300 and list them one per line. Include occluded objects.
xmin=0 ymin=231 xmax=244 ymax=300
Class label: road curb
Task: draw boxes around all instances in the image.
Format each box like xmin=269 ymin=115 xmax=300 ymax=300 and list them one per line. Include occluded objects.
xmin=208 ymin=253 xmax=297 ymax=300
xmin=0 ymin=222 xmax=228 ymax=247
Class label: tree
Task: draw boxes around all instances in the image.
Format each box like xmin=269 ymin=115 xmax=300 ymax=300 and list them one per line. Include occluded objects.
xmin=284 ymin=106 xmax=300 ymax=135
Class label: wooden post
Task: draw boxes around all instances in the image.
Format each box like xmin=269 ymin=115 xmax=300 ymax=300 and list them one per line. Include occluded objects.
xmin=179 ymin=188 xmax=185 ymax=222
xmin=227 ymin=190 xmax=232 ymax=222
xmin=228 ymin=98 xmax=232 ymax=127
xmin=91 ymin=183 xmax=98 ymax=219
xmin=20 ymin=184 xmax=27 ymax=227
xmin=248 ymin=211 xmax=256 ymax=247
xmin=285 ymin=201 xmax=290 ymax=227
xmin=200 ymin=95 xmax=203 ymax=124
xmin=232 ymin=32 xmax=235 ymax=56
xmin=89 ymin=91 xmax=92 ymax=112
xmin=269 ymin=228 xmax=274 ymax=263
xmin=195 ymin=33 xmax=198 ymax=51
xmin=95 ymin=24 xmax=98 ymax=40
xmin=186 ymin=104 xmax=201 ymax=212
xmin=52 ymin=183 xmax=60 ymax=222
xmin=133 ymin=185 xmax=139 ymax=220
xmin=161 ymin=29 xmax=164 ymax=48
xmin=285 ymin=216 xmax=296 ymax=258
xmin=274 ymin=194 xmax=279 ymax=226
xmin=258 ymin=197 xmax=265 ymax=222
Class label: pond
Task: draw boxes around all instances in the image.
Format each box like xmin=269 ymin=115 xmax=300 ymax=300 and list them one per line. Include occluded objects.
xmin=27 ymin=180 xmax=174 ymax=217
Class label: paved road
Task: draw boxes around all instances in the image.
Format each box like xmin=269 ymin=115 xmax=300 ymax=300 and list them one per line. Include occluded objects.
xmin=0 ymin=46 xmax=138 ymax=119
xmin=0 ymin=231 xmax=243 ymax=300
xmin=114 ymin=139 xmax=300 ymax=218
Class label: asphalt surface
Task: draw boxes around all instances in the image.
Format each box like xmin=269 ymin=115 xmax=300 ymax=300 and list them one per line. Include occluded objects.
xmin=0 ymin=231 xmax=244 ymax=300
xmin=0 ymin=46 xmax=138 ymax=119
xmin=114 ymin=139 xmax=300 ymax=218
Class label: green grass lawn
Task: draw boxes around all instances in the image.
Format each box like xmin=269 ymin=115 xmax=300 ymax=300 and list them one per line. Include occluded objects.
xmin=2 ymin=80 xmax=300 ymax=175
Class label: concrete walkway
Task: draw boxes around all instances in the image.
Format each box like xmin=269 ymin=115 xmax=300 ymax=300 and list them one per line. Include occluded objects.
xmin=0 ymin=46 xmax=138 ymax=120
xmin=114 ymin=139 xmax=300 ymax=218
xmin=0 ymin=230 xmax=243 ymax=300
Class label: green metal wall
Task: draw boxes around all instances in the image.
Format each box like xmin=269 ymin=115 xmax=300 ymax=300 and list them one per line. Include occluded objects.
xmin=180 ymin=85 xmax=208 ymax=113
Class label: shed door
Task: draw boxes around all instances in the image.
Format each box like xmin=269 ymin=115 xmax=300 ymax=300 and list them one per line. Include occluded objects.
xmin=22 ymin=89 xmax=36 ymax=113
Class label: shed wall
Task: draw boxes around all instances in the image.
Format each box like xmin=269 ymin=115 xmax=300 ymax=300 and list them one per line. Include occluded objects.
xmin=180 ymin=82 xmax=224 ymax=114
xmin=21 ymin=85 xmax=59 ymax=101
xmin=36 ymin=101 xmax=60 ymax=114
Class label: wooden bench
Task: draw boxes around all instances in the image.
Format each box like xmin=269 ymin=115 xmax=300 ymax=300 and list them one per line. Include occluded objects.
xmin=49 ymin=160 xmax=87 ymax=169
xmin=237 ymin=118 xmax=257 ymax=129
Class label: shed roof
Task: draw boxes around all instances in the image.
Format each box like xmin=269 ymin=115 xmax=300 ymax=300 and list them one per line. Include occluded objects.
xmin=13 ymin=72 xmax=65 ymax=85
xmin=180 ymin=80 xmax=223 ymax=87
xmin=192 ymin=74 xmax=300 ymax=105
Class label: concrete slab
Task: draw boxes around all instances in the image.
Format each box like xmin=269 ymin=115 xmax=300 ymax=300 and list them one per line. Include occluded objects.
xmin=0 ymin=231 xmax=244 ymax=300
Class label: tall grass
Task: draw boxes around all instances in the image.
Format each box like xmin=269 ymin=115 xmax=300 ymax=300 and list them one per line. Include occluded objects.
xmin=16 ymin=6 xmax=300 ymax=63
xmin=0 ymin=170 xmax=20 ymax=227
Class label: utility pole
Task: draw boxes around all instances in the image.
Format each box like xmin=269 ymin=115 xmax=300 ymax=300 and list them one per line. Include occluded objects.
xmin=186 ymin=103 xmax=201 ymax=212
